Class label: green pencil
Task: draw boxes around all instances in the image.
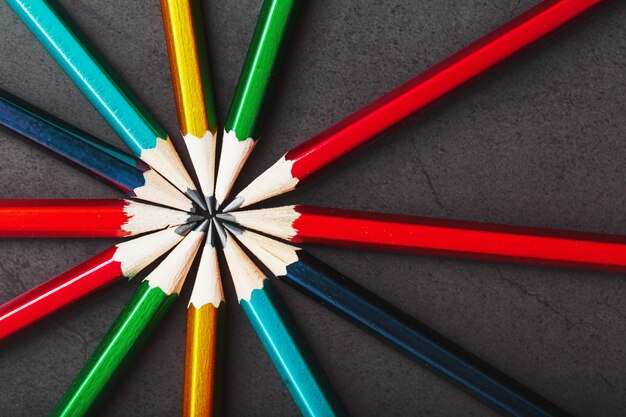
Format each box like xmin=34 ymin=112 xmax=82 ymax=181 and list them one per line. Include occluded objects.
xmin=50 ymin=220 xmax=208 ymax=417
xmin=214 ymin=0 xmax=299 ymax=208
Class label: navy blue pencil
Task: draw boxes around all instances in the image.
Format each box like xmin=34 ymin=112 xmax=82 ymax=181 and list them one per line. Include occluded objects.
xmin=226 ymin=224 xmax=572 ymax=417
xmin=0 ymin=89 xmax=193 ymax=212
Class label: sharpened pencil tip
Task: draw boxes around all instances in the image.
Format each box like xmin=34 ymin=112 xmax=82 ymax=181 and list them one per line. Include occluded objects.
xmin=206 ymin=195 xmax=216 ymax=216
xmin=175 ymin=222 xmax=197 ymax=236
xmin=187 ymin=213 xmax=205 ymax=223
xmin=208 ymin=219 xmax=216 ymax=247
xmin=186 ymin=188 xmax=208 ymax=211
xmin=194 ymin=219 xmax=210 ymax=232
xmin=223 ymin=222 xmax=244 ymax=236
xmin=216 ymin=213 xmax=237 ymax=224
xmin=213 ymin=218 xmax=227 ymax=248
xmin=222 ymin=196 xmax=244 ymax=213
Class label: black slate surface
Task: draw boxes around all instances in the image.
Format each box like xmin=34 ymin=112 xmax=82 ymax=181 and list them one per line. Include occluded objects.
xmin=0 ymin=1 xmax=625 ymax=416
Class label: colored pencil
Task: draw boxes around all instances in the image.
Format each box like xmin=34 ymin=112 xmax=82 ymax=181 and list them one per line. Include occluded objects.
xmin=0 ymin=89 xmax=194 ymax=212
xmin=6 ymin=0 xmax=206 ymax=209
xmin=217 ymin=223 xmax=347 ymax=417
xmin=228 ymin=225 xmax=571 ymax=417
xmin=50 ymin=220 xmax=208 ymax=417
xmin=161 ymin=0 xmax=219 ymax=212
xmin=183 ymin=220 xmax=225 ymax=417
xmin=221 ymin=205 xmax=626 ymax=273
xmin=0 ymin=224 xmax=195 ymax=340
xmin=214 ymin=0 xmax=298 ymax=208
xmin=0 ymin=199 xmax=200 ymax=238
xmin=223 ymin=0 xmax=605 ymax=211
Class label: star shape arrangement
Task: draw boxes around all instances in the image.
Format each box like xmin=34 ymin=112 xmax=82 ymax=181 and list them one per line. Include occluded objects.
xmin=1 ymin=0 xmax=624 ymax=416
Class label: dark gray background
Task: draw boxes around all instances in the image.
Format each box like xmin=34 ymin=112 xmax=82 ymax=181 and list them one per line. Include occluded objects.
xmin=0 ymin=1 xmax=625 ymax=416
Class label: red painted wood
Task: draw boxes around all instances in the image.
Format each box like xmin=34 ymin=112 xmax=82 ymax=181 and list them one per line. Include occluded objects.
xmin=0 ymin=199 xmax=131 ymax=238
xmin=291 ymin=206 xmax=626 ymax=273
xmin=287 ymin=0 xmax=604 ymax=180
xmin=0 ymin=247 xmax=123 ymax=339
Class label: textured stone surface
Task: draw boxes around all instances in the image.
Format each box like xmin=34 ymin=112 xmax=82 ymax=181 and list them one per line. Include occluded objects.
xmin=0 ymin=1 xmax=625 ymax=416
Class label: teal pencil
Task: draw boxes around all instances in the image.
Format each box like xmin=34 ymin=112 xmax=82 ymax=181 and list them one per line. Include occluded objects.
xmin=216 ymin=222 xmax=346 ymax=417
xmin=6 ymin=0 xmax=205 ymax=208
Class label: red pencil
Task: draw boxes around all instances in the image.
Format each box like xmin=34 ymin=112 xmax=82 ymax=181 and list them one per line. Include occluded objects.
xmin=221 ymin=205 xmax=626 ymax=273
xmin=0 ymin=224 xmax=196 ymax=340
xmin=0 ymin=199 xmax=201 ymax=238
xmin=224 ymin=0 xmax=605 ymax=211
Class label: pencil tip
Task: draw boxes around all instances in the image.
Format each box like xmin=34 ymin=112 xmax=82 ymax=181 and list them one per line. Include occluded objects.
xmin=208 ymin=219 xmax=216 ymax=247
xmin=216 ymin=213 xmax=236 ymax=224
xmin=175 ymin=222 xmax=197 ymax=236
xmin=213 ymin=219 xmax=228 ymax=248
xmin=187 ymin=213 xmax=204 ymax=223
xmin=186 ymin=188 xmax=207 ymax=211
xmin=206 ymin=195 xmax=216 ymax=216
xmin=222 ymin=196 xmax=244 ymax=213
xmin=194 ymin=219 xmax=210 ymax=233
xmin=223 ymin=222 xmax=244 ymax=236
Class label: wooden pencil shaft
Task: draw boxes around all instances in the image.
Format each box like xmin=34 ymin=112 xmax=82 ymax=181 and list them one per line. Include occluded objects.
xmin=0 ymin=247 xmax=121 ymax=340
xmin=241 ymin=280 xmax=346 ymax=417
xmin=161 ymin=0 xmax=218 ymax=137
xmin=183 ymin=304 xmax=225 ymax=417
xmin=285 ymin=0 xmax=604 ymax=179
xmin=225 ymin=0 xmax=298 ymax=140
xmin=51 ymin=281 xmax=176 ymax=417
xmin=236 ymin=205 xmax=626 ymax=273
xmin=0 ymin=89 xmax=145 ymax=194
xmin=0 ymin=199 xmax=191 ymax=238
xmin=279 ymin=251 xmax=569 ymax=417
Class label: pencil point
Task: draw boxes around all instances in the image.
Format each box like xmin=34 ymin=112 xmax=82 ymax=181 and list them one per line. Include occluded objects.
xmin=187 ymin=213 xmax=205 ymax=223
xmin=186 ymin=188 xmax=208 ymax=211
xmin=216 ymin=213 xmax=236 ymax=224
xmin=206 ymin=195 xmax=216 ymax=216
xmin=207 ymin=219 xmax=216 ymax=247
xmin=222 ymin=197 xmax=244 ymax=213
xmin=195 ymin=219 xmax=211 ymax=233
xmin=175 ymin=222 xmax=197 ymax=236
xmin=223 ymin=222 xmax=244 ymax=236
xmin=213 ymin=219 xmax=227 ymax=248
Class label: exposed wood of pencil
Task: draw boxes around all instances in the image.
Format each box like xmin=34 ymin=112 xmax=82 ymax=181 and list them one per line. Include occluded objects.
xmin=0 ymin=225 xmax=194 ymax=340
xmin=0 ymin=199 xmax=200 ymax=238
xmin=214 ymin=0 xmax=298 ymax=207
xmin=183 ymin=220 xmax=225 ymax=417
xmin=231 ymin=226 xmax=571 ymax=417
xmin=6 ymin=0 xmax=204 ymax=208
xmin=222 ymin=205 xmax=626 ymax=273
xmin=0 ymin=88 xmax=194 ymax=212
xmin=50 ymin=221 xmax=208 ymax=417
xmin=219 ymin=227 xmax=347 ymax=417
xmin=225 ymin=0 xmax=605 ymax=211
xmin=161 ymin=0 xmax=219 ymax=208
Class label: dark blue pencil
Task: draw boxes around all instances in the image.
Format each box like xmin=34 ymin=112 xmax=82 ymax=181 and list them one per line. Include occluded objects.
xmin=0 ymin=89 xmax=192 ymax=212
xmin=227 ymin=225 xmax=572 ymax=417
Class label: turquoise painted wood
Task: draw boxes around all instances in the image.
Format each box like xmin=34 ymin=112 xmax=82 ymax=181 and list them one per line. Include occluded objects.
xmin=6 ymin=0 xmax=167 ymax=155
xmin=241 ymin=280 xmax=346 ymax=417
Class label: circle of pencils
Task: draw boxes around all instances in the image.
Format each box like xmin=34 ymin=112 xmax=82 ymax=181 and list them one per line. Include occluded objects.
xmin=0 ymin=0 xmax=621 ymax=415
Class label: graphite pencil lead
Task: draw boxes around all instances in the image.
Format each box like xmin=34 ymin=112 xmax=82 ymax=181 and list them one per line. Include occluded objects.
xmin=212 ymin=218 xmax=227 ymax=249
xmin=207 ymin=218 xmax=216 ymax=248
xmin=186 ymin=188 xmax=208 ymax=211
xmin=222 ymin=222 xmax=244 ymax=236
xmin=206 ymin=195 xmax=216 ymax=216
xmin=176 ymin=222 xmax=199 ymax=236
xmin=215 ymin=213 xmax=237 ymax=224
xmin=221 ymin=196 xmax=244 ymax=213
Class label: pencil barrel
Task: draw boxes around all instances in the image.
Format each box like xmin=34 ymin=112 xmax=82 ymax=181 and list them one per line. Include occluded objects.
xmin=280 ymin=252 xmax=570 ymax=417
xmin=241 ymin=280 xmax=346 ymax=417
xmin=183 ymin=303 xmax=225 ymax=417
xmin=51 ymin=282 xmax=176 ymax=417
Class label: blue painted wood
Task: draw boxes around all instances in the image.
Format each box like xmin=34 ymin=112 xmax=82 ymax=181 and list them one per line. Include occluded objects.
xmin=0 ymin=89 xmax=146 ymax=195
xmin=281 ymin=251 xmax=570 ymax=417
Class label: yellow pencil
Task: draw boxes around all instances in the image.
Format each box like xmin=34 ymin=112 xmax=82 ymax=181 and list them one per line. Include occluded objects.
xmin=161 ymin=0 xmax=219 ymax=213
xmin=183 ymin=220 xmax=225 ymax=417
